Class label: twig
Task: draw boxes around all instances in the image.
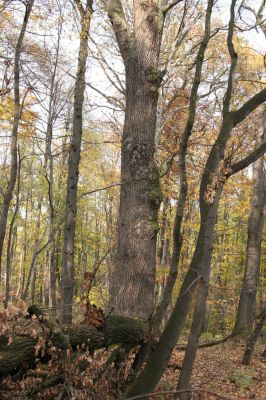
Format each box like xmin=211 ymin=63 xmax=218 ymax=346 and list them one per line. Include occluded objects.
xmin=78 ymin=182 xmax=121 ymax=200
xmin=176 ymin=332 xmax=235 ymax=350
xmin=126 ymin=388 xmax=247 ymax=400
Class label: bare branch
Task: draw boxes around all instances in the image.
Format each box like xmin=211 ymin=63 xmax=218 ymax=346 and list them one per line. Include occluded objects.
xmin=227 ymin=140 xmax=266 ymax=177
xmin=74 ymin=0 xmax=93 ymax=17
xmin=73 ymin=0 xmax=85 ymax=17
xmin=103 ymin=0 xmax=132 ymax=60
xmin=223 ymin=0 xmax=237 ymax=115
xmin=126 ymin=388 xmax=240 ymax=400
xmin=231 ymin=88 xmax=266 ymax=127
xmin=163 ymin=0 xmax=184 ymax=15
xmin=78 ymin=182 xmax=121 ymax=200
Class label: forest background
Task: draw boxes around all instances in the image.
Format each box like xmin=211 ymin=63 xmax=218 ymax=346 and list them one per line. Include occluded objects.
xmin=0 ymin=0 xmax=265 ymax=399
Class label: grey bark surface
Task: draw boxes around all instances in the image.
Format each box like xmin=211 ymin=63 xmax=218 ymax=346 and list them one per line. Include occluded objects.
xmin=4 ymin=152 xmax=22 ymax=308
xmin=0 ymin=0 xmax=34 ymax=283
xmin=234 ymin=126 xmax=266 ymax=335
xmin=45 ymin=26 xmax=62 ymax=314
xmin=61 ymin=0 xmax=93 ymax=324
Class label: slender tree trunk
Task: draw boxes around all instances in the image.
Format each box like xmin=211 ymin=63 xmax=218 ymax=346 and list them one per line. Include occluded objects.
xmin=18 ymin=180 xmax=30 ymax=298
xmin=61 ymin=0 xmax=93 ymax=324
xmin=242 ymin=307 xmax=266 ymax=365
xmin=46 ymin=93 xmax=56 ymax=314
xmin=0 ymin=0 xmax=34 ymax=283
xmin=45 ymin=14 xmax=63 ymax=315
xmin=151 ymin=0 xmax=214 ymax=329
xmin=22 ymin=199 xmax=43 ymax=300
xmin=177 ymin=278 xmax=210 ymax=399
xmin=30 ymin=268 xmax=37 ymax=305
xmin=234 ymin=127 xmax=266 ymax=335
xmin=157 ymin=196 xmax=170 ymax=266
xmin=4 ymin=151 xmax=22 ymax=308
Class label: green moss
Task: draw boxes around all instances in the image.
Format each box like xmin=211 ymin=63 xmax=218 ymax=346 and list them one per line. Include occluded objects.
xmin=150 ymin=220 xmax=159 ymax=232
xmin=149 ymin=183 xmax=163 ymax=206
xmin=146 ymin=68 xmax=159 ymax=82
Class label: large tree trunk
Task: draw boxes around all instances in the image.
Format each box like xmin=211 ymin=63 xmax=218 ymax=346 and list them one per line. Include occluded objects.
xmin=234 ymin=127 xmax=266 ymax=335
xmin=111 ymin=61 xmax=163 ymax=318
xmin=61 ymin=0 xmax=93 ymax=324
xmin=0 ymin=0 xmax=34 ymax=283
xmin=107 ymin=0 xmax=164 ymax=319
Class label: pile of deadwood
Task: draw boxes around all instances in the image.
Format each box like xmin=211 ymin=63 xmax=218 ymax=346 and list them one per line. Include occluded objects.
xmin=0 ymin=303 xmax=148 ymax=398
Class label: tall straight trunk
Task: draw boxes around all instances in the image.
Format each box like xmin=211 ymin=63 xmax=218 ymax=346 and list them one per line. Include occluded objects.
xmin=61 ymin=0 xmax=93 ymax=324
xmin=0 ymin=1 xmax=34 ymax=283
xmin=234 ymin=128 xmax=266 ymax=335
xmin=18 ymin=176 xmax=30 ymax=298
xmin=45 ymin=12 xmax=64 ymax=315
xmin=46 ymin=87 xmax=56 ymax=313
xmin=22 ymin=199 xmax=42 ymax=300
xmin=111 ymin=60 xmax=163 ymax=318
xmin=106 ymin=0 xmax=165 ymax=319
xmin=4 ymin=152 xmax=21 ymax=308
xmin=48 ymin=162 xmax=56 ymax=313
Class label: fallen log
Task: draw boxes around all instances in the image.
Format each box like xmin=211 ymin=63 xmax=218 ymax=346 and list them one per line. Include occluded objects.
xmin=0 ymin=310 xmax=148 ymax=376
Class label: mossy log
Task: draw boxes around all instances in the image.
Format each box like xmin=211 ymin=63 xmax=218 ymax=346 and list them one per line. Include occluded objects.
xmin=0 ymin=337 xmax=36 ymax=375
xmin=0 ymin=314 xmax=147 ymax=376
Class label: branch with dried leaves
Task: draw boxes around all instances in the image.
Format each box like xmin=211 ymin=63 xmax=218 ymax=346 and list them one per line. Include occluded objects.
xmin=126 ymin=388 xmax=243 ymax=400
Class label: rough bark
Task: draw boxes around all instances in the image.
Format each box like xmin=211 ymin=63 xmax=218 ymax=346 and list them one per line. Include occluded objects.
xmin=105 ymin=0 xmax=165 ymax=319
xmin=234 ymin=126 xmax=266 ymax=335
xmin=0 ymin=0 xmax=34 ymax=283
xmin=61 ymin=0 xmax=93 ymax=324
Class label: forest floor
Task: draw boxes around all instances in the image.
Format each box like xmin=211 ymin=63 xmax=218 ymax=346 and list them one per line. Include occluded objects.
xmin=0 ymin=339 xmax=265 ymax=400
xmin=158 ymin=339 xmax=266 ymax=400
